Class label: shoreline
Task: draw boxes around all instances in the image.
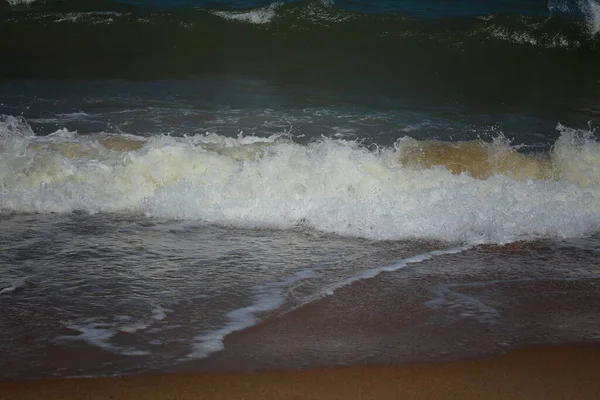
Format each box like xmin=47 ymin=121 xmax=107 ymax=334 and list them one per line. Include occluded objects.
xmin=3 ymin=242 xmax=600 ymax=381
xmin=176 ymin=244 xmax=600 ymax=373
xmin=2 ymin=345 xmax=600 ymax=399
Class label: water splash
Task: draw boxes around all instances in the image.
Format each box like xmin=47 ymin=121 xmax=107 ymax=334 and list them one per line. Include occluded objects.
xmin=580 ymin=0 xmax=600 ymax=36
xmin=548 ymin=0 xmax=600 ymax=36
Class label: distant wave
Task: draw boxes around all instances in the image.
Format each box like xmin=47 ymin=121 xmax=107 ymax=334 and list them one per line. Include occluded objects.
xmin=579 ymin=0 xmax=600 ymax=35
xmin=5 ymin=0 xmax=36 ymax=5
xmin=211 ymin=2 xmax=281 ymax=24
xmin=1 ymin=1 xmax=595 ymax=47
xmin=1 ymin=1 xmax=597 ymax=80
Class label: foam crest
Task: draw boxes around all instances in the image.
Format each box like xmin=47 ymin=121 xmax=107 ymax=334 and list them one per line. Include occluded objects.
xmin=551 ymin=123 xmax=600 ymax=187
xmin=56 ymin=305 xmax=169 ymax=356
xmin=5 ymin=0 xmax=36 ymax=5
xmin=0 ymin=278 xmax=29 ymax=295
xmin=579 ymin=0 xmax=600 ymax=35
xmin=2 ymin=117 xmax=600 ymax=244
xmin=212 ymin=3 xmax=281 ymax=25
xmin=191 ymin=269 xmax=315 ymax=358
xmin=484 ymin=26 xmax=576 ymax=49
xmin=548 ymin=0 xmax=572 ymax=12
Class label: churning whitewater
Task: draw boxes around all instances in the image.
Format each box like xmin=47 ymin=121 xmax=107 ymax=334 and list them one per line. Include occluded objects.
xmin=2 ymin=115 xmax=600 ymax=244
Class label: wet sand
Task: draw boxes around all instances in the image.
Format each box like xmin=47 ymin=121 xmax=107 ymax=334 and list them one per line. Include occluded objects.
xmin=2 ymin=346 xmax=600 ymax=400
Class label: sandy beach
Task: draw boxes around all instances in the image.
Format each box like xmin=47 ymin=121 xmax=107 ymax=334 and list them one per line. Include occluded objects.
xmin=2 ymin=346 xmax=599 ymax=400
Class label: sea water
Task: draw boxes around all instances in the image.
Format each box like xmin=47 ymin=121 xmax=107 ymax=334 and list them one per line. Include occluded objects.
xmin=1 ymin=0 xmax=599 ymax=379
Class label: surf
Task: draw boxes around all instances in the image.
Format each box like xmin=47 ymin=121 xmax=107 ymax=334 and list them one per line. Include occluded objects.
xmin=2 ymin=116 xmax=600 ymax=244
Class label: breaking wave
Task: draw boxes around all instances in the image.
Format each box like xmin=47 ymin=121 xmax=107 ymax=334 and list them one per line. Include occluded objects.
xmin=2 ymin=115 xmax=600 ymax=244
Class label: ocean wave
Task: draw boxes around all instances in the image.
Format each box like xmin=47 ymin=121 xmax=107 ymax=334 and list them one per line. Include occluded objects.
xmin=2 ymin=115 xmax=600 ymax=244
xmin=579 ymin=0 xmax=600 ymax=35
xmin=211 ymin=2 xmax=281 ymax=24
xmin=5 ymin=0 xmax=36 ymax=5
xmin=1 ymin=1 xmax=595 ymax=45
xmin=2 ymin=0 xmax=598 ymax=81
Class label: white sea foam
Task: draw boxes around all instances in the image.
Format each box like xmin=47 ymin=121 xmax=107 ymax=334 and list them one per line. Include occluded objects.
xmin=488 ymin=28 xmax=539 ymax=46
xmin=58 ymin=321 xmax=150 ymax=356
xmin=0 ymin=278 xmax=29 ymax=295
xmin=548 ymin=0 xmax=572 ymax=12
xmin=2 ymin=115 xmax=600 ymax=244
xmin=189 ymin=246 xmax=472 ymax=359
xmin=57 ymin=305 xmax=168 ymax=355
xmin=324 ymin=246 xmax=472 ymax=296
xmin=190 ymin=269 xmax=315 ymax=358
xmin=553 ymin=0 xmax=600 ymax=35
xmin=548 ymin=0 xmax=600 ymax=36
xmin=54 ymin=12 xmax=119 ymax=24
xmin=119 ymin=306 xmax=168 ymax=334
xmin=579 ymin=0 xmax=600 ymax=35
xmin=483 ymin=25 xmax=578 ymax=49
xmin=5 ymin=0 xmax=36 ymax=5
xmin=212 ymin=3 xmax=281 ymax=25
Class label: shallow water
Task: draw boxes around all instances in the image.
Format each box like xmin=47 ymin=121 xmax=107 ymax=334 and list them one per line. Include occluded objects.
xmin=2 ymin=213 xmax=599 ymax=378
xmin=0 ymin=211 xmax=459 ymax=378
